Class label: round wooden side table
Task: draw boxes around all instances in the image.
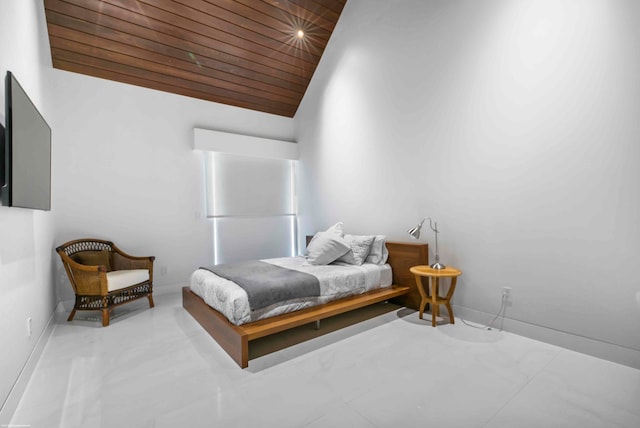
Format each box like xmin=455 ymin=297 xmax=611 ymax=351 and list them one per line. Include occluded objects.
xmin=409 ymin=265 xmax=462 ymax=327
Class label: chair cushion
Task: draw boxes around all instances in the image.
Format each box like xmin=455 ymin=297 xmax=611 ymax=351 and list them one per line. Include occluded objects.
xmin=76 ymin=250 xmax=112 ymax=271
xmin=106 ymin=269 xmax=149 ymax=292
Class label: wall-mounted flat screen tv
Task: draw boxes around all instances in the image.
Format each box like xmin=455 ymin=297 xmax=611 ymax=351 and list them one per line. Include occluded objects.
xmin=1 ymin=71 xmax=51 ymax=211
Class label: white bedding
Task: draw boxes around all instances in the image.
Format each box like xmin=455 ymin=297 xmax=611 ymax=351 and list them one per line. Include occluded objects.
xmin=190 ymin=256 xmax=393 ymax=325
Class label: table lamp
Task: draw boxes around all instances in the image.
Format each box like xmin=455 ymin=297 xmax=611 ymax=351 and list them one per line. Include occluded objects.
xmin=408 ymin=217 xmax=446 ymax=269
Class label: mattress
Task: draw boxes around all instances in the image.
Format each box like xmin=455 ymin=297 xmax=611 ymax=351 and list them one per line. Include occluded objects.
xmin=190 ymin=256 xmax=393 ymax=325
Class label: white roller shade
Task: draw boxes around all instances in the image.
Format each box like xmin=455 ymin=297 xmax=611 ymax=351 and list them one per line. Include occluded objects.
xmin=214 ymin=216 xmax=296 ymax=264
xmin=204 ymin=151 xmax=298 ymax=264
xmin=208 ymin=153 xmax=294 ymax=217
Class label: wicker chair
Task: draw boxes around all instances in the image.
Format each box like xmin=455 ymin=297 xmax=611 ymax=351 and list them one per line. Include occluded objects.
xmin=56 ymin=238 xmax=155 ymax=327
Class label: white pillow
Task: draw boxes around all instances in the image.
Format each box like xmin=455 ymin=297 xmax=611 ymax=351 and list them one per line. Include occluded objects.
xmin=365 ymin=235 xmax=389 ymax=265
xmin=306 ymin=233 xmax=350 ymax=265
xmin=325 ymin=222 xmax=344 ymax=235
xmin=306 ymin=222 xmax=344 ymax=255
xmin=336 ymin=234 xmax=376 ymax=265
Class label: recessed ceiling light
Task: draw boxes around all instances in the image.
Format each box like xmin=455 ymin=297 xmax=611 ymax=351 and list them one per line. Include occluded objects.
xmin=296 ymin=29 xmax=305 ymax=39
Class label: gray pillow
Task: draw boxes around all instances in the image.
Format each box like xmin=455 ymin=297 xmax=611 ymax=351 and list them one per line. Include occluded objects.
xmin=306 ymin=233 xmax=350 ymax=265
xmin=336 ymin=234 xmax=376 ymax=265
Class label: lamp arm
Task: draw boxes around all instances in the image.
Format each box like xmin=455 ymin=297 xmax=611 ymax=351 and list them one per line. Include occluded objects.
xmin=428 ymin=217 xmax=441 ymax=263
xmin=428 ymin=217 xmax=439 ymax=234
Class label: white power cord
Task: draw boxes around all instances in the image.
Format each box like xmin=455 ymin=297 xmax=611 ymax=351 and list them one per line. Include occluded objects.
xmin=461 ymin=293 xmax=508 ymax=331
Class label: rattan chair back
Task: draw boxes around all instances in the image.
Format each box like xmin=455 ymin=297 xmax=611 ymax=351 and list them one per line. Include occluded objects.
xmin=57 ymin=239 xmax=114 ymax=256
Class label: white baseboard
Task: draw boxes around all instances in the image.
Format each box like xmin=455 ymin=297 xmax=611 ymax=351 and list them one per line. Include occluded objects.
xmin=153 ymin=282 xmax=186 ymax=295
xmin=0 ymin=309 xmax=57 ymax=426
xmin=453 ymin=304 xmax=640 ymax=370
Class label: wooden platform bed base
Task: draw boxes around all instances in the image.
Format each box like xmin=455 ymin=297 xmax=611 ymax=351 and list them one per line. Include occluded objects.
xmin=182 ymin=241 xmax=428 ymax=368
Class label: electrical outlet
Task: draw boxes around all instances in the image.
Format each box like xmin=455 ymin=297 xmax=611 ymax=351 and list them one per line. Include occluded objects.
xmin=160 ymin=266 xmax=167 ymax=276
xmin=26 ymin=317 xmax=32 ymax=337
xmin=502 ymin=287 xmax=512 ymax=297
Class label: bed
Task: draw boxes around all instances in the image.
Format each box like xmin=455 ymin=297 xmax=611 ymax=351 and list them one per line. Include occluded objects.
xmin=182 ymin=238 xmax=428 ymax=368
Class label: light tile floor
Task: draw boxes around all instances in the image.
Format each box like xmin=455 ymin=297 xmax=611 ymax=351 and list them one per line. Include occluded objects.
xmin=10 ymin=292 xmax=640 ymax=428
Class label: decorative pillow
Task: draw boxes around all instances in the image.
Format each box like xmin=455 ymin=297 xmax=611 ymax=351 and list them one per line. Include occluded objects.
xmin=305 ymin=222 xmax=344 ymax=255
xmin=306 ymin=233 xmax=350 ymax=265
xmin=336 ymin=234 xmax=376 ymax=265
xmin=76 ymin=250 xmax=111 ymax=270
xmin=365 ymin=235 xmax=389 ymax=265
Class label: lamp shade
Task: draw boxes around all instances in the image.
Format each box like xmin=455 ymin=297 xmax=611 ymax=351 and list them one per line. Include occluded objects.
xmin=407 ymin=218 xmax=425 ymax=240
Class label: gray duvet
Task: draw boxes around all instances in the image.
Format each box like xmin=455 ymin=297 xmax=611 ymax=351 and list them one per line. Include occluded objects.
xmin=200 ymin=261 xmax=321 ymax=311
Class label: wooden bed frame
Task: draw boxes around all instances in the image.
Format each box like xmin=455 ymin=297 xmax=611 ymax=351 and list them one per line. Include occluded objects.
xmin=182 ymin=240 xmax=428 ymax=368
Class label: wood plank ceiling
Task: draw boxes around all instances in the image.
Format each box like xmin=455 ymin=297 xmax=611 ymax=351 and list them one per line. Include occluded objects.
xmin=44 ymin=0 xmax=347 ymax=117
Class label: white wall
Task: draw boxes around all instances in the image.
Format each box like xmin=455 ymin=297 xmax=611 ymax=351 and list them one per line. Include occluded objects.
xmin=50 ymin=69 xmax=295 ymax=305
xmin=0 ymin=0 xmax=56 ymax=418
xmin=295 ymin=0 xmax=640 ymax=367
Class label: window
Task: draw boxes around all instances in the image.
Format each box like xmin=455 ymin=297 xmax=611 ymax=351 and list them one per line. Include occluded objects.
xmin=206 ymin=152 xmax=298 ymax=264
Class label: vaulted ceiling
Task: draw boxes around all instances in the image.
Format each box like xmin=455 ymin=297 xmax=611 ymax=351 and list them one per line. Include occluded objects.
xmin=44 ymin=0 xmax=347 ymax=117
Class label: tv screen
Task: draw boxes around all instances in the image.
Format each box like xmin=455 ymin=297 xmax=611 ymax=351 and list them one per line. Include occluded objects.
xmin=1 ymin=71 xmax=51 ymax=211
